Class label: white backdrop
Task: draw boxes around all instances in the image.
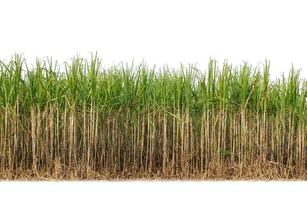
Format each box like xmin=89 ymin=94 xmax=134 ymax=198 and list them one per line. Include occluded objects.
xmin=0 ymin=0 xmax=307 ymax=79
xmin=0 ymin=182 xmax=306 ymax=200
xmin=0 ymin=0 xmax=306 ymax=199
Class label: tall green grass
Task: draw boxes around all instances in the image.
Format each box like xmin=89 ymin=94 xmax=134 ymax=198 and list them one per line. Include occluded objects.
xmin=0 ymin=55 xmax=306 ymax=179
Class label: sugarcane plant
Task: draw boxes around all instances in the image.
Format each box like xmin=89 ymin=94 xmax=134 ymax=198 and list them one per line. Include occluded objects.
xmin=0 ymin=54 xmax=306 ymax=179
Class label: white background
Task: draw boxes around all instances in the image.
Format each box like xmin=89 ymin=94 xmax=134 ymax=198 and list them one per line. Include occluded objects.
xmin=0 ymin=0 xmax=307 ymax=79
xmin=0 ymin=181 xmax=307 ymax=200
xmin=0 ymin=0 xmax=306 ymax=199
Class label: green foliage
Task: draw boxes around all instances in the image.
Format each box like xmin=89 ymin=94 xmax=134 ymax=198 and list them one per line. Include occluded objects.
xmin=0 ymin=55 xmax=305 ymax=117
